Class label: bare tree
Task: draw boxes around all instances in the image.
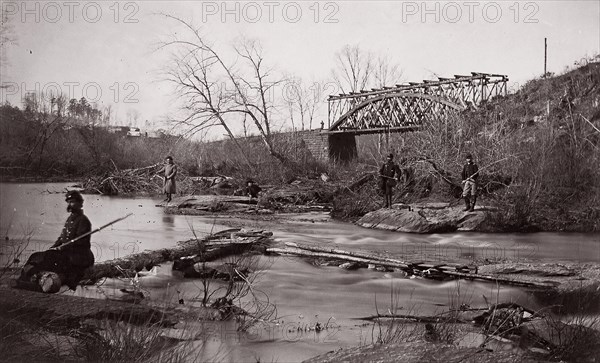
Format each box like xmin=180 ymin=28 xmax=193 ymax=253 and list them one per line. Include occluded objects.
xmin=22 ymin=92 xmax=68 ymax=170
xmin=53 ymin=94 xmax=67 ymax=117
xmin=374 ymin=55 xmax=403 ymax=88
xmin=241 ymin=113 xmax=249 ymax=138
xmin=331 ymin=46 xmax=403 ymax=153
xmin=332 ymin=45 xmax=374 ymax=94
xmin=286 ymin=95 xmax=296 ymax=131
xmin=159 ymin=15 xmax=287 ymax=164
xmin=331 ymin=44 xmax=403 ymax=93
xmin=285 ymin=78 xmax=319 ymax=131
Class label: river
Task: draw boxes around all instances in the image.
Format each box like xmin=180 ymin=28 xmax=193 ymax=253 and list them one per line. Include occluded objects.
xmin=1 ymin=183 xmax=599 ymax=362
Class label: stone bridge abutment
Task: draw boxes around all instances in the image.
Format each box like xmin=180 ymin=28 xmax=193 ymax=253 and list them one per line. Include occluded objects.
xmin=294 ymin=130 xmax=357 ymax=163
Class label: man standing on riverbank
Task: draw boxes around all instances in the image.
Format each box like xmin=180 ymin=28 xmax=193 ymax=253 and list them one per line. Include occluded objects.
xmin=461 ymin=154 xmax=479 ymax=212
xmin=19 ymin=190 xmax=95 ymax=291
xmin=158 ymin=156 xmax=177 ymax=202
xmin=380 ymin=153 xmax=402 ymax=208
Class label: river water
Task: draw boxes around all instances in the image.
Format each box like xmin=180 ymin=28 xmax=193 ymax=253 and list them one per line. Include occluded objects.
xmin=1 ymin=183 xmax=599 ymax=362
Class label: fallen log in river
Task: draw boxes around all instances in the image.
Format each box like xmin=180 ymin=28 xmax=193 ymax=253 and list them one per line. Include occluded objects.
xmin=84 ymin=229 xmax=273 ymax=282
xmin=266 ymin=243 xmax=558 ymax=289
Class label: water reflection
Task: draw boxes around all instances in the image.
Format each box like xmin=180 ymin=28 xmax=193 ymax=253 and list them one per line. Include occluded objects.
xmin=162 ymin=215 xmax=175 ymax=229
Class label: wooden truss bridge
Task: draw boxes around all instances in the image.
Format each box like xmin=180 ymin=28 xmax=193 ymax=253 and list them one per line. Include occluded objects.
xmin=327 ymin=72 xmax=509 ymax=134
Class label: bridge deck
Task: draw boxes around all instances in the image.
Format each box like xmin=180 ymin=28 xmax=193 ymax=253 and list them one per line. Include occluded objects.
xmin=327 ymin=125 xmax=422 ymax=135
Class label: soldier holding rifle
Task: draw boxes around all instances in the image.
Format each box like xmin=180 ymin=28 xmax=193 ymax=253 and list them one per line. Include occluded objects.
xmin=19 ymin=190 xmax=94 ymax=291
xmin=461 ymin=153 xmax=479 ymax=212
xmin=379 ymin=153 xmax=402 ymax=208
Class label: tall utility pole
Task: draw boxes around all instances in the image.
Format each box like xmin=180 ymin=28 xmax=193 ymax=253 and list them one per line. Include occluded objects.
xmin=544 ymin=38 xmax=549 ymax=115
xmin=544 ymin=38 xmax=548 ymax=77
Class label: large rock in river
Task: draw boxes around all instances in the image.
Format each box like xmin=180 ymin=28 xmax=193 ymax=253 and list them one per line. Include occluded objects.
xmin=356 ymin=202 xmax=490 ymax=233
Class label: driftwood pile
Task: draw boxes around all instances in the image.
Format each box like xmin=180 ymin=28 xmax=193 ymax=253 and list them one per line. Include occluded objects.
xmin=81 ymin=162 xmax=197 ymax=195
xmin=81 ymin=162 xmax=162 ymax=195
xmin=83 ymin=229 xmax=273 ymax=282
xmin=359 ymin=302 xmax=539 ymax=325
xmin=260 ymin=178 xmax=336 ymax=208
xmin=164 ymin=195 xmax=261 ymax=213
xmin=266 ymin=243 xmax=557 ymax=289
xmin=189 ymin=176 xmax=234 ymax=190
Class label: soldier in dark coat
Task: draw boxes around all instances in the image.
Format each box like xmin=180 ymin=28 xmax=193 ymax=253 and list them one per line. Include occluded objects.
xmin=19 ymin=190 xmax=95 ymax=290
xmin=380 ymin=153 xmax=402 ymax=208
xmin=461 ymin=153 xmax=479 ymax=212
xmin=245 ymin=179 xmax=262 ymax=199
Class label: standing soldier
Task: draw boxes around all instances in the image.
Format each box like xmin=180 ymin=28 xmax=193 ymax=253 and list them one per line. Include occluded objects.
xmin=380 ymin=153 xmax=402 ymax=208
xmin=157 ymin=156 xmax=177 ymax=203
xmin=461 ymin=153 xmax=479 ymax=212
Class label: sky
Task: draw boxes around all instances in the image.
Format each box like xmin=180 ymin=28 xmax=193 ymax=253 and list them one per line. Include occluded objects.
xmin=1 ymin=0 xmax=599 ymax=137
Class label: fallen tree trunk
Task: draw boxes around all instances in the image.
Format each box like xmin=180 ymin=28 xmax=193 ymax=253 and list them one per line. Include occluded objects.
xmin=178 ymin=261 xmax=250 ymax=280
xmin=357 ymin=313 xmax=453 ymax=324
xmin=284 ymin=242 xmax=411 ymax=269
xmin=282 ymin=243 xmax=475 ymax=273
xmin=359 ymin=302 xmax=540 ymax=325
xmin=84 ymin=229 xmax=273 ymax=282
xmin=337 ymin=173 xmax=374 ymax=194
xmin=441 ymin=270 xmax=559 ymax=288
xmin=266 ymin=247 xmax=410 ymax=270
xmin=268 ymin=245 xmax=558 ymax=289
xmin=420 ymin=157 xmax=462 ymax=189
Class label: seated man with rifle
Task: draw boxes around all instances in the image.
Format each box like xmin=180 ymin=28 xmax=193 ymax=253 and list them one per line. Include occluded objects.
xmin=18 ymin=190 xmax=95 ymax=292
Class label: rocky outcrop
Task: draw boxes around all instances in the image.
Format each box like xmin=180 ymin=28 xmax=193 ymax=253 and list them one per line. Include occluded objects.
xmin=356 ymin=202 xmax=494 ymax=233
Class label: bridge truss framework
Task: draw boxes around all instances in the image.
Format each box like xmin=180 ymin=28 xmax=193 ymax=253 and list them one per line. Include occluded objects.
xmin=327 ymin=72 xmax=509 ymax=134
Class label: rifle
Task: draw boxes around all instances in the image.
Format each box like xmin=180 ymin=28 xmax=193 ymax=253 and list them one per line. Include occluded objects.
xmin=463 ymin=156 xmax=512 ymax=182
xmin=50 ymin=213 xmax=133 ymax=250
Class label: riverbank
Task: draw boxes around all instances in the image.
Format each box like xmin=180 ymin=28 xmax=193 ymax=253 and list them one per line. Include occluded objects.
xmin=3 ymin=165 xmax=600 ymax=233
xmin=155 ymin=188 xmax=600 ymax=233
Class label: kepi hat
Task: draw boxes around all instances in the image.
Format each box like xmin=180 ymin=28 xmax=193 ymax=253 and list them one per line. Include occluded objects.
xmin=65 ymin=190 xmax=84 ymax=202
